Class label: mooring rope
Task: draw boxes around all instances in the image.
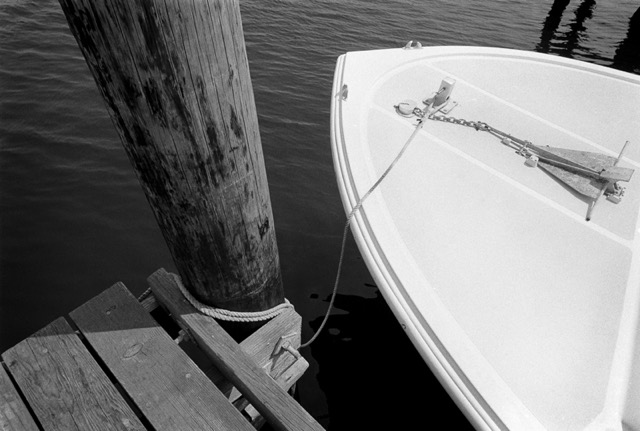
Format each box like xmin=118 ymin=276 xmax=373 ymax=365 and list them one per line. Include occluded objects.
xmin=137 ymin=107 xmax=432 ymax=344
xmin=173 ymin=273 xmax=295 ymax=322
xmin=137 ymin=276 xmax=294 ymax=322
xmin=300 ymin=111 xmax=431 ymax=348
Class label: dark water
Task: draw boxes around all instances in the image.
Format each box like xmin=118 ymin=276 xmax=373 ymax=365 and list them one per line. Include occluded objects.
xmin=1 ymin=0 xmax=638 ymax=428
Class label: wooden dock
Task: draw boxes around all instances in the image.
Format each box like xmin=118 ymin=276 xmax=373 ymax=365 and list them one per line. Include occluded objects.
xmin=1 ymin=2 xmax=326 ymax=429
xmin=0 ymin=269 xmax=324 ymax=431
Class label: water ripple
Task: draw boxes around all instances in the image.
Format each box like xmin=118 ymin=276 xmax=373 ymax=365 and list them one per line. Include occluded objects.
xmin=1 ymin=0 xmax=638 ymax=427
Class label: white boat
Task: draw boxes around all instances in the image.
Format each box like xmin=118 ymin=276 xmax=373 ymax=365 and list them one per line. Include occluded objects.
xmin=330 ymin=45 xmax=640 ymax=430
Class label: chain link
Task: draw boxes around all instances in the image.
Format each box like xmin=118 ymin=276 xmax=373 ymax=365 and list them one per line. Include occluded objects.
xmin=427 ymin=113 xmax=490 ymax=132
xmin=412 ymin=107 xmax=489 ymax=130
xmin=414 ymin=109 xmax=531 ymax=148
xmin=409 ymin=105 xmax=537 ymax=153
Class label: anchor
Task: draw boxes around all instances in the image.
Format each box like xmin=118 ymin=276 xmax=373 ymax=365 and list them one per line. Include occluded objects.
xmin=487 ymin=126 xmax=633 ymax=221
xmin=394 ymin=76 xmax=635 ymax=221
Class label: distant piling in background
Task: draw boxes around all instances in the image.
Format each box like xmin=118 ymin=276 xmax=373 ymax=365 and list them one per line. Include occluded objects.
xmin=58 ymin=0 xmax=284 ymax=314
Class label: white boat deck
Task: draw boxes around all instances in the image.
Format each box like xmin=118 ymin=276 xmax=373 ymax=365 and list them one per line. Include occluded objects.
xmin=331 ymin=46 xmax=640 ymax=430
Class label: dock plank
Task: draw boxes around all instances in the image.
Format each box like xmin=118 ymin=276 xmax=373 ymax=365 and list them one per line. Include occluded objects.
xmin=190 ymin=295 xmax=307 ymax=402
xmin=241 ymin=306 xmax=303 ymax=380
xmin=190 ymin=305 xmax=304 ymax=393
xmin=1 ymin=317 xmax=144 ymax=431
xmin=148 ymin=269 xmax=324 ymax=431
xmin=0 ymin=364 xmax=39 ymax=431
xmin=228 ymin=307 xmax=308 ymax=404
xmin=69 ymin=283 xmax=253 ymax=431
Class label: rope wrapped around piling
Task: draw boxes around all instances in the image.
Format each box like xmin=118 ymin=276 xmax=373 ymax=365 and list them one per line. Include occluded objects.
xmin=139 ymin=275 xmax=294 ymax=322
xmin=172 ymin=274 xmax=294 ymax=322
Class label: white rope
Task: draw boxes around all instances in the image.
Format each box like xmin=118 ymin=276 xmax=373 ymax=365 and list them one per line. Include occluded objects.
xmin=173 ymin=273 xmax=294 ymax=322
xmin=301 ymin=112 xmax=430 ymax=348
xmin=138 ymin=107 xmax=433 ymax=339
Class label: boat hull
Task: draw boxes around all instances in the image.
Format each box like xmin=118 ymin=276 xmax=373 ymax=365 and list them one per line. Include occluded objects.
xmin=331 ymin=46 xmax=640 ymax=430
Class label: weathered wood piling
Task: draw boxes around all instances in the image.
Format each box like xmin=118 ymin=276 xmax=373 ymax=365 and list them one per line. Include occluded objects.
xmin=58 ymin=0 xmax=284 ymax=313
xmin=0 ymin=1 xmax=325 ymax=429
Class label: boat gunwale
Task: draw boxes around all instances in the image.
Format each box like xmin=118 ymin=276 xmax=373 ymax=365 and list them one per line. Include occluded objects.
xmin=331 ymin=49 xmax=514 ymax=431
xmin=331 ymin=45 xmax=640 ymax=431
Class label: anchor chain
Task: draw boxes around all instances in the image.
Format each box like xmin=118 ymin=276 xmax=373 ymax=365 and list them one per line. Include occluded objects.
xmin=404 ymin=105 xmax=629 ymax=214
xmin=410 ymin=107 xmax=535 ymax=155
xmin=426 ymin=114 xmax=535 ymax=156
xmin=411 ymin=107 xmax=511 ymax=140
xmin=427 ymin=113 xmax=489 ymax=132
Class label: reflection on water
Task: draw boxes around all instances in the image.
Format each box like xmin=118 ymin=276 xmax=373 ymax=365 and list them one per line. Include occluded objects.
xmin=537 ymin=0 xmax=640 ymax=73
xmin=537 ymin=0 xmax=572 ymax=53
xmin=537 ymin=0 xmax=597 ymax=58
xmin=2 ymin=0 xmax=639 ymax=427
xmin=563 ymin=0 xmax=596 ymax=58
xmin=307 ymin=287 xmax=474 ymax=430
xmin=613 ymin=7 xmax=640 ymax=73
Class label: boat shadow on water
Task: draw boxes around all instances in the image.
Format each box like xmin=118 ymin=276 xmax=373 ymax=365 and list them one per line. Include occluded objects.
xmin=307 ymin=287 xmax=474 ymax=430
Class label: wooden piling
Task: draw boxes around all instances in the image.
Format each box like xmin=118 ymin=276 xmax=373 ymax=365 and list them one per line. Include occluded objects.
xmin=58 ymin=0 xmax=284 ymax=312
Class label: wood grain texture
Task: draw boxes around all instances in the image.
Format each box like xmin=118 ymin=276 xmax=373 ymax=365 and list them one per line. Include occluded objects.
xmin=1 ymin=318 xmax=144 ymax=431
xmin=236 ymin=354 xmax=309 ymax=422
xmin=164 ymin=272 xmax=308 ymax=403
xmin=69 ymin=282 xmax=254 ymax=431
xmin=58 ymin=0 xmax=284 ymax=312
xmin=148 ymin=269 xmax=324 ymax=431
xmin=241 ymin=306 xmax=302 ymax=376
xmin=220 ymin=289 xmax=307 ymax=404
xmin=181 ymin=297 xmax=305 ymax=398
xmin=228 ymin=305 xmax=306 ymax=404
xmin=0 ymin=364 xmax=40 ymax=431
